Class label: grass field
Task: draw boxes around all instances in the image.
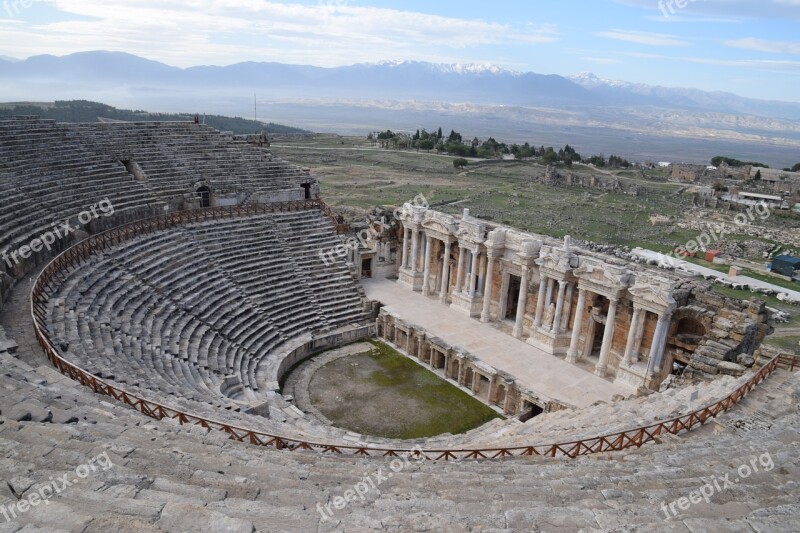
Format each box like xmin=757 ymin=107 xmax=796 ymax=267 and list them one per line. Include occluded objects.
xmin=273 ymin=135 xmax=800 ymax=251
xmin=712 ymin=285 xmax=800 ymax=328
xmin=308 ymin=341 xmax=502 ymax=439
xmin=272 ymin=136 xmax=703 ymax=248
xmin=765 ymin=336 xmax=800 ymax=354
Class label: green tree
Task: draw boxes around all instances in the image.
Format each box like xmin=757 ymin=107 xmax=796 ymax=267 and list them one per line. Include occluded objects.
xmin=453 ymin=158 xmax=468 ymax=168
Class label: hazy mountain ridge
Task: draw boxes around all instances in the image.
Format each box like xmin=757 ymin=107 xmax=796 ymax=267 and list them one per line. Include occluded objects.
xmin=567 ymin=72 xmax=800 ymax=121
xmin=1 ymin=51 xmax=799 ymax=167
xmin=2 ymin=51 xmax=799 ymax=119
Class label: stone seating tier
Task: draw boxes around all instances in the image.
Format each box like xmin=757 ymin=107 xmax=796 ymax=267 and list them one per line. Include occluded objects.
xmin=0 ymin=117 xmax=313 ymax=269
xmin=46 ymin=211 xmax=368 ymax=418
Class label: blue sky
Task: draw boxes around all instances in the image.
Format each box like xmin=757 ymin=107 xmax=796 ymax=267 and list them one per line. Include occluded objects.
xmin=0 ymin=0 xmax=798 ymax=101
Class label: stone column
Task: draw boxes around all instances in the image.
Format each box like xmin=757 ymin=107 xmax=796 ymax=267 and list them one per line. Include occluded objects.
xmin=595 ymin=298 xmax=619 ymax=377
xmin=560 ymin=283 xmax=574 ymax=332
xmin=462 ymin=250 xmax=473 ymax=293
xmin=455 ymin=246 xmax=466 ymax=294
xmin=631 ymin=308 xmax=647 ymax=362
xmin=402 ymin=226 xmax=411 ymax=269
xmin=481 ymin=252 xmax=496 ymax=323
xmin=468 ymin=250 xmax=480 ymax=296
xmin=477 ymin=254 xmax=486 ymax=296
xmin=646 ymin=313 xmax=672 ymax=380
xmin=566 ymin=288 xmax=588 ymax=363
xmin=422 ymin=235 xmax=434 ymax=296
xmin=545 ymin=278 xmax=555 ymax=309
xmin=551 ymin=280 xmax=568 ymax=334
xmin=410 ymin=229 xmax=420 ymax=274
xmin=582 ymin=317 xmax=597 ymax=360
xmin=439 ymin=240 xmax=452 ymax=303
xmin=534 ymin=276 xmax=548 ymax=327
xmin=498 ymin=273 xmax=510 ymax=319
xmin=512 ymin=265 xmax=530 ymax=338
xmin=622 ymin=305 xmax=642 ymax=365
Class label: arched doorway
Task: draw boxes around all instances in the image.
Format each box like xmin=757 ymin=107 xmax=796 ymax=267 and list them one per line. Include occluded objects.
xmin=197 ymin=186 xmax=212 ymax=208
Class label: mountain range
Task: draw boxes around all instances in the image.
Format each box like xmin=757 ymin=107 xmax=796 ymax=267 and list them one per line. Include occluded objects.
xmin=1 ymin=51 xmax=799 ymax=167
xmin=2 ymin=51 xmax=799 ymax=119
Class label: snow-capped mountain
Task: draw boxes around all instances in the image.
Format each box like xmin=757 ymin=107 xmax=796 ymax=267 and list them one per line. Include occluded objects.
xmin=1 ymin=52 xmax=799 ymax=120
xmin=568 ymin=71 xmax=800 ymax=119
xmin=359 ymin=60 xmax=519 ymax=76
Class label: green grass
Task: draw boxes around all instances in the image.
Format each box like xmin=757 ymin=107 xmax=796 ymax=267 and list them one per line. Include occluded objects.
xmin=765 ymin=336 xmax=800 ymax=354
xmin=309 ymin=341 xmax=503 ymax=440
xmin=364 ymin=342 xmax=502 ymax=438
xmin=741 ymin=268 xmax=799 ymax=292
xmin=712 ymin=285 xmax=800 ymax=327
xmin=682 ymin=255 xmax=730 ymax=273
xmin=272 ymin=135 xmax=695 ymax=248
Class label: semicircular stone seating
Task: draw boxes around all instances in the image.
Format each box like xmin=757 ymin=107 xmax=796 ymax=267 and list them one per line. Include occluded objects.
xmin=1 ymin=115 xmax=800 ymax=529
xmin=44 ymin=209 xmax=375 ymax=435
xmin=0 ymin=116 xmax=312 ymax=274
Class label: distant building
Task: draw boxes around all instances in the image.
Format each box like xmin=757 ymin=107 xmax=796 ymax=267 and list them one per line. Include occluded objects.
xmin=770 ymin=255 xmax=800 ymax=281
xmin=736 ymin=191 xmax=787 ymax=208
xmin=672 ymin=163 xmax=751 ymax=183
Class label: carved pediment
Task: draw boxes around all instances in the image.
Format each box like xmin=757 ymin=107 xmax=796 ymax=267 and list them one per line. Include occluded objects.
xmin=628 ymin=275 xmax=677 ymax=309
xmin=422 ymin=219 xmax=456 ymax=237
xmin=536 ymin=245 xmax=575 ymax=276
xmin=456 ymin=219 xmax=486 ymax=243
xmin=574 ymin=259 xmax=632 ymax=291
xmin=484 ymin=228 xmax=507 ymax=249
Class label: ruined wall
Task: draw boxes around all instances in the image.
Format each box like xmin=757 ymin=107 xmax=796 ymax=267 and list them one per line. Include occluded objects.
xmin=672 ymin=163 xmax=752 ymax=184
xmin=538 ymin=166 xmax=643 ymax=196
xmin=672 ymin=280 xmax=773 ymax=378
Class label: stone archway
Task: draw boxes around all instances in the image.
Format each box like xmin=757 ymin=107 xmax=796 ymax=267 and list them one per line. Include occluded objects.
xmin=197 ymin=185 xmax=212 ymax=208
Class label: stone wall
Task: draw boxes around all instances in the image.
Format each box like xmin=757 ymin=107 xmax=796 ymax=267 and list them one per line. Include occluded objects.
xmin=538 ymin=166 xmax=643 ymax=195
xmin=672 ymin=163 xmax=752 ymax=183
xmin=379 ymin=205 xmax=775 ymax=392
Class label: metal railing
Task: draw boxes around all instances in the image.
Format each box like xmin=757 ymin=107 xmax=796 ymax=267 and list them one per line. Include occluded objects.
xmin=29 ymin=203 xmax=799 ymax=461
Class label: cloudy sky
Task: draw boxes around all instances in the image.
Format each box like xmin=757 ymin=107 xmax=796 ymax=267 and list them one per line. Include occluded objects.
xmin=1 ymin=0 xmax=798 ymax=101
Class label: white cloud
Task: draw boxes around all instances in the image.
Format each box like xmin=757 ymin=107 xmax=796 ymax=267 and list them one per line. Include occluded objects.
xmin=613 ymin=0 xmax=800 ymax=20
xmin=0 ymin=0 xmax=559 ymax=67
xmin=595 ymin=30 xmax=692 ymax=47
xmin=582 ymin=57 xmax=622 ymax=65
xmin=616 ymin=50 xmax=800 ymax=71
xmin=725 ymin=38 xmax=800 ymax=55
